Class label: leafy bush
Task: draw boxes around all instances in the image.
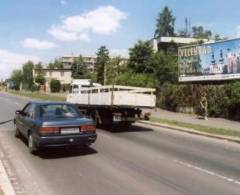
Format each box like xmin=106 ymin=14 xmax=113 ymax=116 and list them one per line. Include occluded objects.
xmin=35 ymin=74 xmax=46 ymax=85
xmin=157 ymin=81 xmax=240 ymax=121
xmin=115 ymin=72 xmax=156 ymax=88
xmin=158 ymin=82 xmax=178 ymax=111
xmin=30 ymin=84 xmax=40 ymax=92
xmin=225 ymin=82 xmax=240 ymax=119
xmin=50 ymin=79 xmax=61 ymax=93
xmin=62 ymin=84 xmax=70 ymax=92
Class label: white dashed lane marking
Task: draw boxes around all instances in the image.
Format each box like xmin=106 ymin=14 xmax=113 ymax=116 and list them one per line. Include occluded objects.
xmin=174 ymin=160 xmax=240 ymax=186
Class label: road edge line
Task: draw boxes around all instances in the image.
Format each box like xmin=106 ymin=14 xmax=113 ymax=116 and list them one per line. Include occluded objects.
xmin=138 ymin=120 xmax=240 ymax=144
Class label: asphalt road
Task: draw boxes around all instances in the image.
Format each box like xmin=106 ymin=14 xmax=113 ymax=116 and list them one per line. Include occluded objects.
xmin=0 ymin=92 xmax=240 ymax=195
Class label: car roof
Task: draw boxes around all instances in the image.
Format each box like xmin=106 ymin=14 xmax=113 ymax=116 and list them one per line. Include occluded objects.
xmin=28 ymin=101 xmax=72 ymax=106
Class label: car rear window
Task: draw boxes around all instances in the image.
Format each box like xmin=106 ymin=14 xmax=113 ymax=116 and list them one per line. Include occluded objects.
xmin=40 ymin=104 xmax=81 ymax=119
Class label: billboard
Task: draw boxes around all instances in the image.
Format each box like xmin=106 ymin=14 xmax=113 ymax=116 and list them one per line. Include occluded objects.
xmin=178 ymin=38 xmax=240 ymax=82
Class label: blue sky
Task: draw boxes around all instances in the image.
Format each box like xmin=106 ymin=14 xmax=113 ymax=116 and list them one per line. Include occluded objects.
xmin=1 ymin=0 xmax=240 ymax=79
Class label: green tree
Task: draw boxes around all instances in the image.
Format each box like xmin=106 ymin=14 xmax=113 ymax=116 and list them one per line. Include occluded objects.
xmin=106 ymin=56 xmax=123 ymax=84
xmin=192 ymin=26 xmax=212 ymax=39
xmin=34 ymin=62 xmax=45 ymax=86
xmin=151 ymin=51 xmax=178 ymax=85
xmin=115 ymin=71 xmax=156 ymax=88
xmin=50 ymin=79 xmax=61 ymax=92
xmin=47 ymin=59 xmax=63 ymax=69
xmin=96 ymin=46 xmax=110 ymax=85
xmin=22 ymin=61 xmax=34 ymax=90
xmin=154 ymin=6 xmax=176 ymax=38
xmin=53 ymin=59 xmax=63 ymax=69
xmin=47 ymin=62 xmax=55 ymax=69
xmin=35 ymin=74 xmax=45 ymax=86
xmin=34 ymin=62 xmax=43 ymax=70
xmin=71 ymin=55 xmax=89 ymax=79
xmin=128 ymin=40 xmax=154 ymax=74
xmin=10 ymin=69 xmax=23 ymax=90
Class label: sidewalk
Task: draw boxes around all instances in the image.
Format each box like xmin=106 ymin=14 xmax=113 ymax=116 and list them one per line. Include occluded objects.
xmin=0 ymin=126 xmax=16 ymax=195
xmin=144 ymin=108 xmax=240 ymax=132
xmin=0 ymin=159 xmax=16 ymax=195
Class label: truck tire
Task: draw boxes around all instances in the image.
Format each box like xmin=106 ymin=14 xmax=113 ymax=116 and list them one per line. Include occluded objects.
xmin=123 ymin=122 xmax=132 ymax=128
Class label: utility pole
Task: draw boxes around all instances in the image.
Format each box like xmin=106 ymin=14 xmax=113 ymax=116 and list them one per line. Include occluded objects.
xmin=103 ymin=62 xmax=107 ymax=85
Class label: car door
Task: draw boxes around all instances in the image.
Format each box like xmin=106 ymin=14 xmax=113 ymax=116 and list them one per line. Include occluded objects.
xmin=16 ymin=103 xmax=31 ymax=134
xmin=21 ymin=104 xmax=36 ymax=138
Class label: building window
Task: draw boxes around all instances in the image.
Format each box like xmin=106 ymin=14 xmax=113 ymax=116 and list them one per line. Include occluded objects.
xmin=49 ymin=71 xmax=52 ymax=77
xmin=61 ymin=71 xmax=64 ymax=77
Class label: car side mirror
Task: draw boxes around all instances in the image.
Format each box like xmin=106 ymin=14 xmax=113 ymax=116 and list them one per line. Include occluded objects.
xmin=15 ymin=110 xmax=24 ymax=115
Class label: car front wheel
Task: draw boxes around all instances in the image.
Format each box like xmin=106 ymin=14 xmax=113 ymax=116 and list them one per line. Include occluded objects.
xmin=14 ymin=123 xmax=20 ymax=138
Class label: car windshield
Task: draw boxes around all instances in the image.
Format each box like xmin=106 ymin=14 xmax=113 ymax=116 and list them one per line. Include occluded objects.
xmin=40 ymin=104 xmax=81 ymax=119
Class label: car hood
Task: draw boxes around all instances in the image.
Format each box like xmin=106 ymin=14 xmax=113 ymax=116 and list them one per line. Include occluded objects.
xmin=41 ymin=117 xmax=95 ymax=127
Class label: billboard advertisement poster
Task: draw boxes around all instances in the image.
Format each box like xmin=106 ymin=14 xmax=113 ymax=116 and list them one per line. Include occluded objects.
xmin=178 ymin=38 xmax=240 ymax=82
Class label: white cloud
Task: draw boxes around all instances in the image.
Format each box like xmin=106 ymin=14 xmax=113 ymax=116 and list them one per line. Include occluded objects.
xmin=48 ymin=5 xmax=127 ymax=42
xmin=21 ymin=38 xmax=57 ymax=49
xmin=48 ymin=27 xmax=90 ymax=42
xmin=0 ymin=49 xmax=40 ymax=79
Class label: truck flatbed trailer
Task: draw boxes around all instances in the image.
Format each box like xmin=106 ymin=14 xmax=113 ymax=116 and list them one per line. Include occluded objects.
xmin=67 ymin=85 xmax=156 ymax=127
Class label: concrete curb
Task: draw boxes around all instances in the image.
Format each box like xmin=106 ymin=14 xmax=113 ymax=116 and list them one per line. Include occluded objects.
xmin=138 ymin=120 xmax=240 ymax=144
xmin=0 ymin=159 xmax=16 ymax=195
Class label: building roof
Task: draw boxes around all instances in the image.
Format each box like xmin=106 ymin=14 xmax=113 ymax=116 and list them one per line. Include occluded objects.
xmin=61 ymin=55 xmax=97 ymax=58
xmin=28 ymin=101 xmax=72 ymax=105
xmin=34 ymin=68 xmax=72 ymax=71
xmin=156 ymin=36 xmax=209 ymax=44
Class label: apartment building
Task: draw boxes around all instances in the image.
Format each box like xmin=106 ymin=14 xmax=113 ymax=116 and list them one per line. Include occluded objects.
xmin=33 ymin=68 xmax=72 ymax=92
xmin=60 ymin=55 xmax=96 ymax=73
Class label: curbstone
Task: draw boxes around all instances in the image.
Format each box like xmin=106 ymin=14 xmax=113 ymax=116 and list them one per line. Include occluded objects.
xmin=138 ymin=120 xmax=240 ymax=144
xmin=0 ymin=160 xmax=16 ymax=195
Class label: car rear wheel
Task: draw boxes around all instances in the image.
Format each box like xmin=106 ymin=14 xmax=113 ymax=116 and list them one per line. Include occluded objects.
xmin=14 ymin=123 xmax=20 ymax=138
xmin=28 ymin=133 xmax=37 ymax=154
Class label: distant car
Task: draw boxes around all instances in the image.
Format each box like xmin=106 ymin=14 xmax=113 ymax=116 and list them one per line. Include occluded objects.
xmin=14 ymin=101 xmax=97 ymax=154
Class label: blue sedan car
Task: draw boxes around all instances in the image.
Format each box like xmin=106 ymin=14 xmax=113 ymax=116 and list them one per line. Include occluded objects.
xmin=14 ymin=101 xmax=97 ymax=154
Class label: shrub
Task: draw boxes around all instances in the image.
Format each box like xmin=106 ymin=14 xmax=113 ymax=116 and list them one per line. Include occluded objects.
xmin=30 ymin=84 xmax=40 ymax=92
xmin=62 ymin=84 xmax=70 ymax=92
xmin=157 ymin=81 xmax=240 ymax=121
xmin=35 ymin=74 xmax=46 ymax=85
xmin=226 ymin=82 xmax=240 ymax=119
xmin=158 ymin=82 xmax=178 ymax=111
xmin=115 ymin=72 xmax=156 ymax=88
xmin=50 ymin=79 xmax=61 ymax=93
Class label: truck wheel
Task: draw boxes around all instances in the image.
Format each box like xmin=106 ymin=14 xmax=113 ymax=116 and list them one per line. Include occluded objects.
xmin=28 ymin=133 xmax=37 ymax=154
xmin=123 ymin=122 xmax=132 ymax=129
xmin=14 ymin=123 xmax=20 ymax=138
xmin=94 ymin=111 xmax=102 ymax=127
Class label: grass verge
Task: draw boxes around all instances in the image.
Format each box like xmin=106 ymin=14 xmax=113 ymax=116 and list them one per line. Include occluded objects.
xmin=150 ymin=117 xmax=240 ymax=138
xmin=8 ymin=90 xmax=66 ymax=102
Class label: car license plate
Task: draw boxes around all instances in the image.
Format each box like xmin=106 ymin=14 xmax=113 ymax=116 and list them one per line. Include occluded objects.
xmin=113 ymin=115 xmax=122 ymax=122
xmin=61 ymin=128 xmax=79 ymax=134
